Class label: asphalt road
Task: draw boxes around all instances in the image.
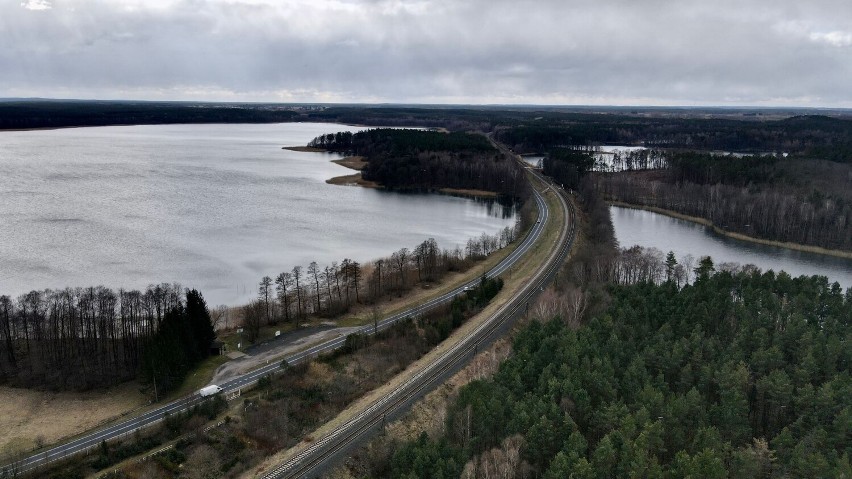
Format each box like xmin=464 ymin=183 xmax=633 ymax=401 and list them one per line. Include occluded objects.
xmin=258 ymin=166 xmax=575 ymax=478
xmin=2 ymin=172 xmax=552 ymax=477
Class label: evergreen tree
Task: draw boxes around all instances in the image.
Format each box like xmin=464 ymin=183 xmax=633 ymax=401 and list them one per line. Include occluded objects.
xmin=665 ymin=251 xmax=678 ymax=283
xmin=694 ymin=255 xmax=715 ymax=280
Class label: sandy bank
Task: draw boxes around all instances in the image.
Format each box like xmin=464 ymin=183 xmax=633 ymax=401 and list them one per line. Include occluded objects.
xmin=282 ymin=146 xmax=327 ymax=152
xmin=326 ymin=172 xmax=381 ymax=188
xmin=331 ymin=156 xmax=367 ymax=171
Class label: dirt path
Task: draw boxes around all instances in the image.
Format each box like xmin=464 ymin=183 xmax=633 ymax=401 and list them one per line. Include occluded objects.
xmin=209 ymin=325 xmax=361 ymax=385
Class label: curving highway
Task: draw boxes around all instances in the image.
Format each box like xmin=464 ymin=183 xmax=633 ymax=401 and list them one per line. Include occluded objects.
xmin=257 ymin=164 xmax=576 ymax=478
xmin=2 ymin=162 xmax=556 ymax=477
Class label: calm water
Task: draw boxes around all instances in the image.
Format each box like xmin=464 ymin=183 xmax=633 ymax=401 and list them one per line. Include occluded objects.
xmin=611 ymin=206 xmax=852 ymax=288
xmin=0 ymin=123 xmax=516 ymax=305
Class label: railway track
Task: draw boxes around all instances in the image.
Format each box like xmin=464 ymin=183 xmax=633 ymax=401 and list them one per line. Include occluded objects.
xmin=259 ymin=165 xmax=576 ymax=478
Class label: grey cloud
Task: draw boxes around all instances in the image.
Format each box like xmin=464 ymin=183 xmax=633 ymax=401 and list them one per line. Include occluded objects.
xmin=1 ymin=0 xmax=850 ymax=105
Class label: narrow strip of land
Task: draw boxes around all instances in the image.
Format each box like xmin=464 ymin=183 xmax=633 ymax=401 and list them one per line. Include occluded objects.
xmin=252 ymin=145 xmax=576 ymax=479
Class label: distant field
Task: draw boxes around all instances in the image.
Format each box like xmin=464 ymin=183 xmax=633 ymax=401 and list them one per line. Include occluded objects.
xmin=0 ymin=384 xmax=146 ymax=458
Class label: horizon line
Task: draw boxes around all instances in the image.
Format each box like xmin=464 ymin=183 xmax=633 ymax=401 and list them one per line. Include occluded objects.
xmin=2 ymin=97 xmax=852 ymax=112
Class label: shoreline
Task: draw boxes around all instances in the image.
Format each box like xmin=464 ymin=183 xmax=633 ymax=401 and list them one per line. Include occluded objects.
xmin=609 ymin=200 xmax=852 ymax=260
xmin=325 ymin=172 xmax=381 ymax=188
xmin=325 ymin=155 xmax=498 ymax=199
xmin=282 ymin=145 xmax=327 ymax=152
xmin=289 ymin=138 xmax=501 ymax=200
xmin=2 ymin=121 xmax=372 ymax=134
xmin=331 ymin=156 xmax=367 ymax=171
xmin=437 ymin=188 xmax=499 ymax=199
xmin=326 ymin=155 xmax=379 ymax=187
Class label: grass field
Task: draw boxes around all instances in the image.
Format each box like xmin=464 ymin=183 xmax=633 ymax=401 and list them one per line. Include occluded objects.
xmin=0 ymin=383 xmax=146 ymax=458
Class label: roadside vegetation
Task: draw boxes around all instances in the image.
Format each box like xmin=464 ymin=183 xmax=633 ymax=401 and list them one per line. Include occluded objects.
xmin=16 ymin=278 xmax=503 ymax=479
xmin=241 ymin=226 xmax=523 ymax=343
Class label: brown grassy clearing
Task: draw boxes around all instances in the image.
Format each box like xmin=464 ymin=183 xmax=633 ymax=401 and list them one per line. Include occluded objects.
xmin=0 ymin=383 xmax=146 ymax=457
xmin=331 ymin=156 xmax=367 ymax=171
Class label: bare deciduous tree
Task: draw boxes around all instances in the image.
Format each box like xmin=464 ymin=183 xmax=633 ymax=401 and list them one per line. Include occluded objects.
xmin=259 ymin=276 xmax=273 ymax=325
xmin=242 ymin=300 xmax=263 ymax=343
xmin=275 ymin=272 xmax=292 ymax=324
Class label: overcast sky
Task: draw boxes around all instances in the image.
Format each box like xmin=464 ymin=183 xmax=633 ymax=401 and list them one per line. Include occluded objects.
xmin=3 ymin=0 xmax=851 ymax=106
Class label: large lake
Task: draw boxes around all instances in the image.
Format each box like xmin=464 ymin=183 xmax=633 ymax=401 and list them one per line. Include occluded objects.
xmin=611 ymin=206 xmax=852 ymax=288
xmin=0 ymin=123 xmax=516 ymax=305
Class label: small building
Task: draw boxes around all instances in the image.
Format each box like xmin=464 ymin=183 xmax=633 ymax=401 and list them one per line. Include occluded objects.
xmin=210 ymin=340 xmax=227 ymax=356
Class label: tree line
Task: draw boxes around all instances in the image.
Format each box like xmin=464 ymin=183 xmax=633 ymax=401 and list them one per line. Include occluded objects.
xmin=666 ymin=151 xmax=783 ymax=185
xmin=541 ymin=149 xmax=596 ymax=190
xmin=538 ymin=147 xmax=669 ymax=182
xmin=309 ymin=128 xmax=531 ymax=198
xmin=494 ymin=115 xmax=852 ymax=160
xmin=498 ymin=117 xmax=852 ymax=252
xmin=6 ymin=103 xmax=852 ymax=164
xmin=593 ymin=148 xmax=669 ymax=172
xmin=597 ymin=165 xmax=852 ymax=251
xmin=309 ymin=128 xmax=496 ymax=154
xmin=241 ymin=228 xmax=522 ymax=342
xmin=0 ymin=100 xmax=299 ymax=130
xmin=0 ymin=283 xmax=215 ymax=393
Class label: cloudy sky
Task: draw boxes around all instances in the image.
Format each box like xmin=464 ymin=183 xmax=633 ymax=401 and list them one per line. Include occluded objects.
xmin=3 ymin=0 xmax=851 ymax=106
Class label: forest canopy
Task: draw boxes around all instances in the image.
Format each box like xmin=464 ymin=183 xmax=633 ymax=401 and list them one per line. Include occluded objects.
xmin=391 ymin=271 xmax=852 ymax=478
xmin=494 ymin=115 xmax=852 ymax=161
